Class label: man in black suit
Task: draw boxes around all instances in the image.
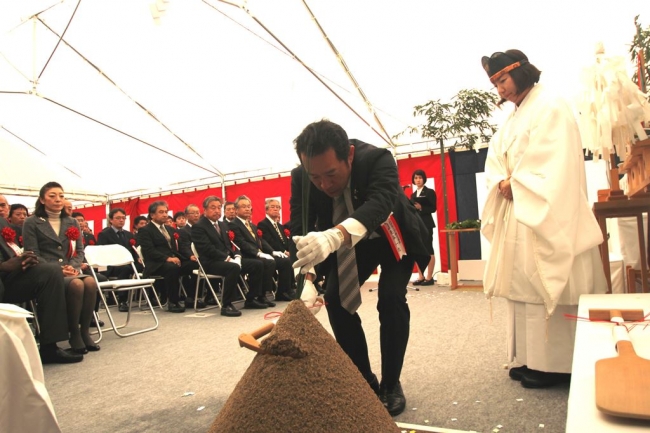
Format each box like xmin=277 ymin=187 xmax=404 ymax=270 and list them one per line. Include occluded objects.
xmin=290 ymin=120 xmax=431 ymax=417
xmin=193 ymin=196 xmax=268 ymax=314
xmin=0 ymin=218 xmax=82 ymax=364
xmin=132 ymin=216 xmax=148 ymax=239
xmin=257 ymin=198 xmax=296 ymax=296
xmin=229 ymin=196 xmax=292 ymax=303
xmin=97 ymin=208 xmax=143 ymax=311
xmin=223 ymin=202 xmax=236 ymax=223
xmin=71 ymin=211 xmax=97 ymax=247
xmin=138 ymin=201 xmax=197 ymax=313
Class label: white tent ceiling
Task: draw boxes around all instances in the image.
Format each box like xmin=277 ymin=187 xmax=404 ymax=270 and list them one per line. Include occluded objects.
xmin=0 ymin=0 xmax=647 ymax=204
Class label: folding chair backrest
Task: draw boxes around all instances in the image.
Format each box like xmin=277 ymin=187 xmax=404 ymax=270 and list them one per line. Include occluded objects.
xmin=191 ymin=243 xmax=200 ymax=259
xmin=84 ymin=245 xmax=134 ymax=267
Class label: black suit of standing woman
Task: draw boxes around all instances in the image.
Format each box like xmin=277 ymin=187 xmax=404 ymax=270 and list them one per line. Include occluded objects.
xmin=410 ymin=169 xmax=437 ymax=286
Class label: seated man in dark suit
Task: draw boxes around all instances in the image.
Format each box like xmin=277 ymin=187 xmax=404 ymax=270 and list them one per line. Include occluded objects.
xmin=223 ymin=201 xmax=236 ymax=223
xmin=257 ymin=198 xmax=296 ymax=299
xmin=97 ymin=208 xmax=144 ymax=311
xmin=132 ymin=216 xmax=148 ymax=239
xmin=138 ymin=201 xmax=197 ymax=313
xmin=173 ymin=213 xmax=201 ymax=308
xmin=8 ymin=203 xmax=28 ymax=228
xmin=227 ymin=196 xmax=279 ymax=307
xmin=0 ymin=218 xmax=82 ymax=364
xmin=192 ymin=196 xmax=269 ymax=315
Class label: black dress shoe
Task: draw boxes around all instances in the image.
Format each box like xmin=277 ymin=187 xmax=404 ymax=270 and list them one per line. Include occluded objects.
xmin=367 ymin=373 xmax=380 ymax=396
xmin=411 ymin=278 xmax=425 ymax=285
xmin=167 ymin=302 xmax=186 ymax=313
xmin=85 ymin=343 xmax=101 ymax=352
xmin=70 ymin=346 xmax=88 ymax=355
xmin=275 ymin=292 xmax=294 ymax=302
xmin=185 ymin=298 xmax=207 ymax=309
xmin=521 ymin=369 xmax=571 ymax=388
xmin=90 ymin=317 xmax=105 ymax=327
xmin=118 ymin=302 xmax=130 ymax=313
xmin=420 ymin=279 xmax=435 ymax=286
xmin=380 ymin=382 xmax=406 ymax=416
xmin=509 ymin=365 xmax=529 ymax=381
xmin=244 ymin=299 xmax=268 ymax=309
xmin=259 ymin=297 xmax=276 ymax=307
xmin=40 ymin=347 xmax=84 ymax=364
xmin=221 ymin=304 xmax=242 ymax=317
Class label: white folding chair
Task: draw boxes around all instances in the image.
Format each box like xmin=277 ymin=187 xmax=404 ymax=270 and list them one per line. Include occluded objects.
xmin=135 ymin=245 xmax=164 ymax=309
xmin=190 ymin=243 xmax=224 ymax=311
xmin=85 ymin=245 xmax=159 ymax=338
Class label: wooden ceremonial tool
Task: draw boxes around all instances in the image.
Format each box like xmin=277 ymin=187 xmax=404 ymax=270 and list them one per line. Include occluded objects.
xmin=238 ymin=322 xmax=274 ymax=354
xmin=595 ymin=309 xmax=650 ymax=419
xmin=588 ymin=309 xmax=645 ymax=322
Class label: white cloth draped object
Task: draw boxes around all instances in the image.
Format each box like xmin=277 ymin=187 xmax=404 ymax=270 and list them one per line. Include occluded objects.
xmin=0 ymin=304 xmax=61 ymax=433
xmin=577 ymin=46 xmax=650 ymax=159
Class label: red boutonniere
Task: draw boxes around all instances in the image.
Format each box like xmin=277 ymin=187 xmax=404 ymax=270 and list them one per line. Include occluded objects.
xmin=173 ymin=231 xmax=179 ymax=250
xmin=1 ymin=227 xmax=22 ymax=256
xmin=228 ymin=231 xmax=236 ymax=251
xmin=173 ymin=232 xmax=179 ymax=240
xmin=65 ymin=226 xmax=80 ymax=259
xmin=89 ymin=239 xmax=95 ymax=245
xmin=257 ymin=229 xmax=263 ymax=237
xmin=129 ymin=238 xmax=138 ymax=254
xmin=18 ymin=235 xmax=23 ymax=247
xmin=1 ymin=226 xmax=16 ymax=244
xmin=283 ymin=228 xmax=290 ymax=238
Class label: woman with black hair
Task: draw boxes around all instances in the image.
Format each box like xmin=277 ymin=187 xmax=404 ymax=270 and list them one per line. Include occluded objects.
xmin=23 ymin=181 xmax=100 ymax=354
xmin=410 ymin=169 xmax=437 ymax=286
xmin=481 ymin=50 xmax=606 ymax=388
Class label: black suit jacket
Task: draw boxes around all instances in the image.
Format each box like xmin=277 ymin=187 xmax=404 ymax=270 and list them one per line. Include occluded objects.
xmin=228 ymin=218 xmax=273 ymax=258
xmin=290 ymin=139 xmax=431 ymax=275
xmin=257 ymin=217 xmax=290 ymax=252
xmin=411 ymin=185 xmax=437 ymax=229
xmin=83 ymin=231 xmax=97 ymax=247
xmin=192 ymin=216 xmax=240 ymax=263
xmin=137 ymin=222 xmax=181 ymax=277
xmin=97 ymin=227 xmax=139 ymax=262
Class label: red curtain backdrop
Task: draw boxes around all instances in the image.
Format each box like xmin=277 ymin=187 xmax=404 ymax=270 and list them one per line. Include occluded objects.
xmin=397 ymin=153 xmax=458 ymax=272
xmin=72 ymin=204 xmax=106 ymax=236
xmin=71 ymin=156 xmax=458 ymax=273
xmin=225 ymin=175 xmax=292 ymax=225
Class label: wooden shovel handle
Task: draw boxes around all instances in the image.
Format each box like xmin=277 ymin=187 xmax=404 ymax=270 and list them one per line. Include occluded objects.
xmin=238 ymin=322 xmax=275 ymax=353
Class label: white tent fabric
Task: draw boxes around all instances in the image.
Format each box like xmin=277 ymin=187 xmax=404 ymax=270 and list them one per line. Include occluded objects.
xmin=0 ymin=0 xmax=646 ymax=202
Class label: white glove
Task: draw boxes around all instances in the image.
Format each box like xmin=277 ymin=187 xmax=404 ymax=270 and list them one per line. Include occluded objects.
xmin=257 ymin=252 xmax=274 ymax=260
xmin=231 ymin=256 xmax=242 ymax=267
xmin=272 ymin=251 xmax=287 ymax=258
xmin=292 ymin=229 xmax=341 ymax=274
xmin=300 ymin=279 xmax=324 ymax=315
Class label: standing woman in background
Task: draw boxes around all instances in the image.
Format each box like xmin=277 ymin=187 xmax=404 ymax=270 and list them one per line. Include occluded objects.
xmin=23 ymin=181 xmax=100 ymax=354
xmin=410 ymin=169 xmax=437 ymax=286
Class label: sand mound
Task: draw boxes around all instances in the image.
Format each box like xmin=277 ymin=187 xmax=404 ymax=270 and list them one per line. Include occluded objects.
xmin=209 ymin=300 xmax=400 ymax=432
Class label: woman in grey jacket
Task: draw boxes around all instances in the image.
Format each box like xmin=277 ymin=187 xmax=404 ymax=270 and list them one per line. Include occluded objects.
xmin=23 ymin=182 xmax=100 ymax=354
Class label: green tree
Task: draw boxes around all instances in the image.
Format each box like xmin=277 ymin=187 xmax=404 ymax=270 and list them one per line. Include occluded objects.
xmin=396 ymin=88 xmax=499 ymax=267
xmin=630 ymin=15 xmax=650 ymax=96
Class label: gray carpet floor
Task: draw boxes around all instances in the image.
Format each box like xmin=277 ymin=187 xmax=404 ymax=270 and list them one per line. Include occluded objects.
xmin=43 ymin=277 xmax=570 ymax=433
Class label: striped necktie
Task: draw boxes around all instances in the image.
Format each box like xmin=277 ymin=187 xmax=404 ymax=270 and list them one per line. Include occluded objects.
xmin=333 ymin=194 xmax=361 ymax=314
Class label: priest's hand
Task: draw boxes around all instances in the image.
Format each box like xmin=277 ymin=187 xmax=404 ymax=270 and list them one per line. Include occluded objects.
xmin=498 ymin=178 xmax=513 ymax=201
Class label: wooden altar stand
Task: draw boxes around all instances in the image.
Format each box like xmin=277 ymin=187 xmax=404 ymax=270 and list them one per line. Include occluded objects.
xmin=440 ymin=228 xmax=482 ymax=290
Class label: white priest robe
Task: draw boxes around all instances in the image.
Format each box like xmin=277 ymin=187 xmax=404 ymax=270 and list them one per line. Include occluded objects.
xmin=481 ymin=84 xmax=607 ymax=373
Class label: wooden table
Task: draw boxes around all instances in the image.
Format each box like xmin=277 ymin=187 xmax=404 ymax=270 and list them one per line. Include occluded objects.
xmin=440 ymin=228 xmax=482 ymax=290
xmin=592 ymin=198 xmax=650 ymax=293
